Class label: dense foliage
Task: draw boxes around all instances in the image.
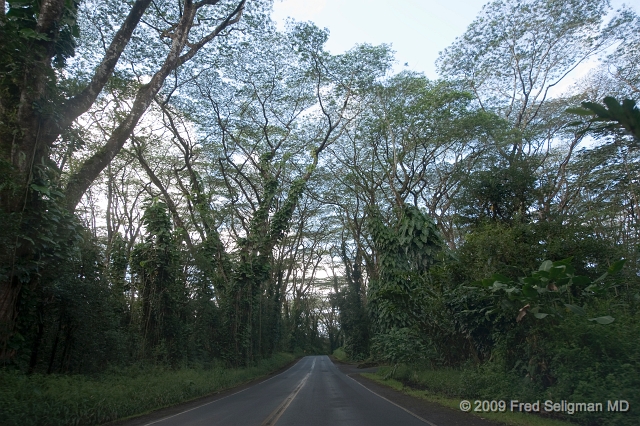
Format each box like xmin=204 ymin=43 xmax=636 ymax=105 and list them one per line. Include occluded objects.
xmin=0 ymin=0 xmax=639 ymax=424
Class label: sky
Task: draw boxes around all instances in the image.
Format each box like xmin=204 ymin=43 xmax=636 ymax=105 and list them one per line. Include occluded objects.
xmin=271 ymin=0 xmax=634 ymax=80
xmin=271 ymin=0 xmax=488 ymax=78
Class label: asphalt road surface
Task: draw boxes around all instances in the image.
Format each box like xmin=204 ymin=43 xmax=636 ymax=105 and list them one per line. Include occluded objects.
xmin=143 ymin=355 xmax=430 ymax=426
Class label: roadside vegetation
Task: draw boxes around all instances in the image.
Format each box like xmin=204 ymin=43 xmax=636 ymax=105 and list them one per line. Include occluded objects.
xmin=330 ymin=1 xmax=640 ymax=426
xmin=0 ymin=0 xmax=639 ymax=425
xmin=0 ymin=353 xmax=294 ymax=426
xmin=362 ymin=372 xmax=575 ymax=426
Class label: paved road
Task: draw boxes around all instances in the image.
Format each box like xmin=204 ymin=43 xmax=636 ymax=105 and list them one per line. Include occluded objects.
xmin=144 ymin=355 xmax=429 ymax=426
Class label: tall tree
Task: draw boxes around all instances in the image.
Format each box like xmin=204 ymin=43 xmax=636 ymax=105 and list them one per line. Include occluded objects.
xmin=436 ymin=0 xmax=621 ymax=153
xmin=0 ymin=0 xmax=252 ymax=361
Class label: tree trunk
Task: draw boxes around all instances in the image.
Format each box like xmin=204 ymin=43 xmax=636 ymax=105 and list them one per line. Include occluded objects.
xmin=0 ymin=0 xmax=247 ymax=362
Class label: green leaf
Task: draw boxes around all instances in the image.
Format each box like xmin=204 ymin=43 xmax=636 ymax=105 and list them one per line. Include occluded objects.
xmin=594 ymin=272 xmax=608 ymax=283
xmin=571 ymin=276 xmax=591 ymax=287
xmin=607 ymin=259 xmax=626 ymax=274
xmin=501 ymin=299 xmax=514 ymax=310
xmin=584 ymin=284 xmax=605 ymax=296
xmin=539 ymin=260 xmax=553 ymax=272
xmin=567 ymin=120 xmax=588 ymax=127
xmin=566 ymin=107 xmax=595 ymax=116
xmin=564 ymin=264 xmax=575 ymax=276
xmin=534 ymin=270 xmax=549 ymax=279
xmin=492 ymin=273 xmax=511 ymax=284
xmin=19 ymin=28 xmax=50 ymax=41
xmin=548 ymin=266 xmax=565 ymax=279
xmin=30 ymin=184 xmax=50 ymax=196
xmin=552 ymin=257 xmax=573 ymax=267
xmin=582 ymin=101 xmax=612 ymax=119
xmin=482 ymin=277 xmax=494 ymax=287
xmin=521 ymin=284 xmax=538 ymax=298
xmin=564 ymin=304 xmax=586 ymax=316
xmin=603 ymin=97 xmax=623 ymax=116
xmin=588 ymin=316 xmax=615 ymax=325
xmin=533 ymin=312 xmax=549 ymax=319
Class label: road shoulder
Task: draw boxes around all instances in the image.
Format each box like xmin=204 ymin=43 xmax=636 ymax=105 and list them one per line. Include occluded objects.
xmin=107 ymin=357 xmax=301 ymax=426
xmin=331 ymin=358 xmax=504 ymax=426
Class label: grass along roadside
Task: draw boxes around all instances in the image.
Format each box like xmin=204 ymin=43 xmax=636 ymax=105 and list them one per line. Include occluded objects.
xmin=332 ymin=347 xmax=348 ymax=362
xmin=360 ymin=372 xmax=574 ymax=426
xmin=0 ymin=353 xmax=296 ymax=426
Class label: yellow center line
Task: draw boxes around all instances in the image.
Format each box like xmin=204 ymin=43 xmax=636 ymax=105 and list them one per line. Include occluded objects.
xmin=261 ymin=372 xmax=310 ymax=426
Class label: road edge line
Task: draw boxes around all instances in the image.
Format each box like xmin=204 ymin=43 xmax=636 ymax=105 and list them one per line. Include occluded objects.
xmin=348 ymin=374 xmax=439 ymax=426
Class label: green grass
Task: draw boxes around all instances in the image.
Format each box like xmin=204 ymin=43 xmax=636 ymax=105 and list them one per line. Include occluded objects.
xmin=362 ymin=371 xmax=574 ymax=426
xmin=332 ymin=347 xmax=348 ymax=362
xmin=0 ymin=353 xmax=295 ymax=426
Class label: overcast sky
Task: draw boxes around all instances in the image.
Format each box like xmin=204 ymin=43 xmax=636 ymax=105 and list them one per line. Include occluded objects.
xmin=271 ymin=0 xmax=635 ymax=80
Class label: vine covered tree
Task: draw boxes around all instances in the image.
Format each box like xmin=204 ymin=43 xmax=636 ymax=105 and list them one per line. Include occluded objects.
xmin=0 ymin=0 xmax=253 ymax=360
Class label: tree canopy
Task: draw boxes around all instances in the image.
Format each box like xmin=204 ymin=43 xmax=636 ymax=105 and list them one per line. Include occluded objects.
xmin=1 ymin=2 xmax=639 ymax=423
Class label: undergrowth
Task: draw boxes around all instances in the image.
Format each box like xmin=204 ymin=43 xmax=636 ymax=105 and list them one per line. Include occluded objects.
xmin=0 ymin=353 xmax=295 ymax=426
xmin=332 ymin=347 xmax=348 ymax=362
xmin=362 ymin=372 xmax=573 ymax=426
xmin=374 ymin=357 xmax=639 ymax=426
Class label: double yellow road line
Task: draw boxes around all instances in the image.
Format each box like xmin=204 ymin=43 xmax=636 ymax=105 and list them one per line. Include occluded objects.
xmin=261 ymin=358 xmax=315 ymax=426
xmin=260 ymin=372 xmax=310 ymax=426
